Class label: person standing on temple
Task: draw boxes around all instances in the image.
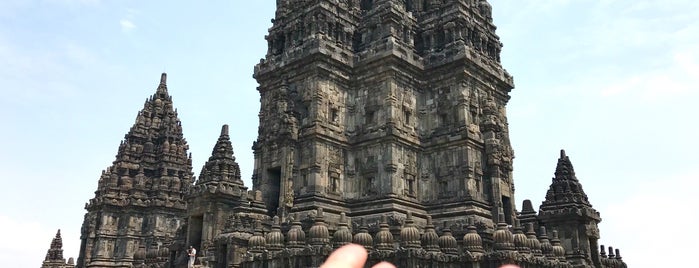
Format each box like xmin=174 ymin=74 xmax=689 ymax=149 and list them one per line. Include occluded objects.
xmin=187 ymin=246 xmax=196 ymax=268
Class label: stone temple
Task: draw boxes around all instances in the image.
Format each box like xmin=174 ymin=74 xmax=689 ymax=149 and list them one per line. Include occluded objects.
xmin=42 ymin=230 xmax=75 ymax=268
xmin=51 ymin=1 xmax=628 ymax=268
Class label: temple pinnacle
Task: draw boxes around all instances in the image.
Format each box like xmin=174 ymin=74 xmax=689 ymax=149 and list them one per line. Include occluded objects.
xmin=221 ymin=124 xmax=229 ymax=137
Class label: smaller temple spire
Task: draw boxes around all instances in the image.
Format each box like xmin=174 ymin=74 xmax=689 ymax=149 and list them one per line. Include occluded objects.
xmin=554 ymin=149 xmax=580 ymax=182
xmin=42 ymin=229 xmax=73 ymax=268
xmin=46 ymin=229 xmax=64 ymax=261
xmin=196 ymin=124 xmax=243 ymax=186
xmin=211 ymin=124 xmax=234 ymax=160
xmin=541 ymin=149 xmax=593 ymax=209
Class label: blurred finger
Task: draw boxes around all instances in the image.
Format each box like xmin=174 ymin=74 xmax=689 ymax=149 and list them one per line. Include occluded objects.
xmin=320 ymin=244 xmax=368 ymax=268
xmin=372 ymin=261 xmax=396 ymax=268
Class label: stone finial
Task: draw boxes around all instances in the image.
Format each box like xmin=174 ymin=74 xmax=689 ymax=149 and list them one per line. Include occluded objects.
xmin=221 ymin=124 xmax=229 ymax=136
xmin=375 ymin=215 xmax=394 ymax=251
xmin=600 ymin=245 xmax=607 ymax=258
xmin=422 ymin=216 xmax=439 ymax=252
xmin=438 ymin=222 xmax=458 ymax=255
xmin=463 ymin=219 xmax=484 ymax=254
xmin=353 ymin=218 xmax=373 ymax=250
xmin=608 ymin=246 xmax=615 ymax=258
xmin=615 ymin=248 xmax=622 ymax=260
xmin=551 ymin=230 xmax=566 ymax=261
xmin=493 ymin=213 xmax=515 ymax=251
xmin=308 ymin=208 xmax=329 ymax=246
xmin=265 ymin=216 xmax=284 ymax=251
xmin=518 ymin=200 xmax=539 ymax=229
xmin=286 ymin=216 xmax=306 ymax=248
xmin=400 ymin=211 xmax=421 ymax=249
xmin=332 ymin=212 xmax=353 ymax=249
xmin=526 ymin=223 xmax=542 ymax=257
xmin=248 ymin=220 xmax=266 ymax=253
xmin=513 ymin=219 xmax=529 ymax=254
xmin=521 ymin=199 xmax=535 ymax=213
xmin=156 ymin=73 xmax=169 ymax=96
xmin=539 ymin=226 xmax=554 ymax=258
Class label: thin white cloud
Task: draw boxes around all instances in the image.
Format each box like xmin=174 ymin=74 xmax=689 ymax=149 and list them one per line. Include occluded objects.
xmin=599 ymin=46 xmax=699 ymax=101
xmin=508 ymin=0 xmax=699 ymax=102
xmin=119 ymin=8 xmax=139 ymax=33
xmin=120 ymin=19 xmax=136 ymax=33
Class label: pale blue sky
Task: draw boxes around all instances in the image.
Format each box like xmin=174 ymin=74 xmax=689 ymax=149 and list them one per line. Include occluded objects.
xmin=1 ymin=1 xmax=696 ymax=267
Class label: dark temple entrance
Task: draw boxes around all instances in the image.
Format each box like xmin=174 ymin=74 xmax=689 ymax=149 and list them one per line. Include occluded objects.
xmin=265 ymin=167 xmax=281 ymax=217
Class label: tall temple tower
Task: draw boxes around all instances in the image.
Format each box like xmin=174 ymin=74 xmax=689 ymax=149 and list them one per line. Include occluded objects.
xmin=76 ymin=73 xmax=194 ymax=268
xmin=253 ymin=0 xmax=515 ymax=227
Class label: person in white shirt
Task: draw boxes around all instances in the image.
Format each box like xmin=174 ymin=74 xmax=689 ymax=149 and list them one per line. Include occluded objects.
xmin=187 ymin=246 xmax=196 ymax=268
